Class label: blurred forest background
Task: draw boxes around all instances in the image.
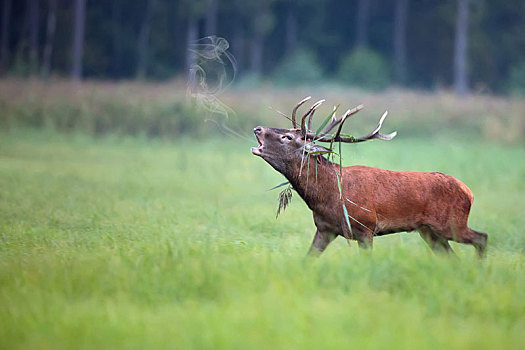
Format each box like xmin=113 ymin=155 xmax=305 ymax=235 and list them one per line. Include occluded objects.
xmin=1 ymin=0 xmax=525 ymax=95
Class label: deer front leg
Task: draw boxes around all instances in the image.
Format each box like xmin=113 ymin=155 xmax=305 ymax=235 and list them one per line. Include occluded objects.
xmin=355 ymin=229 xmax=373 ymax=250
xmin=307 ymin=230 xmax=336 ymax=257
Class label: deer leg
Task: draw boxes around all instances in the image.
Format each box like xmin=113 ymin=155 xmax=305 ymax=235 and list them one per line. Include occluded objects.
xmin=454 ymin=228 xmax=488 ymax=259
xmin=356 ymin=230 xmax=373 ymax=250
xmin=307 ymin=230 xmax=336 ymax=257
xmin=471 ymin=229 xmax=488 ymax=258
xmin=419 ymin=226 xmax=456 ymax=255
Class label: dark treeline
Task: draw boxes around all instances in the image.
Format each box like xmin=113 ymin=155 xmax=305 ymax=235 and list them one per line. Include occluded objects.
xmin=1 ymin=0 xmax=524 ymax=94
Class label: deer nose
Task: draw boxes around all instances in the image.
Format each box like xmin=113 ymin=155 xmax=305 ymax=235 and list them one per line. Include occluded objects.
xmin=254 ymin=126 xmax=263 ymax=135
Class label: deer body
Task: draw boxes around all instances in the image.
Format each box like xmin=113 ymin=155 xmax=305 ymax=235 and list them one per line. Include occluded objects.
xmin=252 ymin=98 xmax=487 ymax=257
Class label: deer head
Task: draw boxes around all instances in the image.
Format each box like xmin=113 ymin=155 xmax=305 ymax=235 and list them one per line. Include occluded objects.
xmin=251 ymin=96 xmax=397 ymax=173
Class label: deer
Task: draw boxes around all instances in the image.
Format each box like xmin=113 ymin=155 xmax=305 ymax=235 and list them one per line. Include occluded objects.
xmin=251 ymin=97 xmax=488 ymax=258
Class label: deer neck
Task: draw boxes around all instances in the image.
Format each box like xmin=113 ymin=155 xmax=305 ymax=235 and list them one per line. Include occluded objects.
xmin=283 ymin=156 xmax=340 ymax=210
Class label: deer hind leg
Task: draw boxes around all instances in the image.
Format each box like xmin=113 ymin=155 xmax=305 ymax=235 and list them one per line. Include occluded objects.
xmin=454 ymin=228 xmax=488 ymax=258
xmin=307 ymin=230 xmax=336 ymax=257
xmin=419 ymin=226 xmax=456 ymax=255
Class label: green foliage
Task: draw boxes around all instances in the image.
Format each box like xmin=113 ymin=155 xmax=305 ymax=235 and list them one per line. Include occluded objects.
xmin=2 ymin=97 xmax=203 ymax=138
xmin=272 ymin=48 xmax=323 ymax=86
xmin=337 ymin=49 xmax=391 ymax=90
xmin=0 ymin=131 xmax=524 ymax=349
xmin=235 ymin=72 xmax=263 ymax=88
xmin=252 ymin=8 xmax=275 ymax=36
xmin=3 ymin=80 xmax=525 ymax=148
xmin=3 ymin=0 xmax=525 ymax=92
xmin=507 ymin=61 xmax=525 ymax=95
xmin=1 ymin=80 xmax=525 ymax=144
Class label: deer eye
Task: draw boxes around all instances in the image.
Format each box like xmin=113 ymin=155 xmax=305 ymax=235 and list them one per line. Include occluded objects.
xmin=281 ymin=134 xmax=293 ymax=141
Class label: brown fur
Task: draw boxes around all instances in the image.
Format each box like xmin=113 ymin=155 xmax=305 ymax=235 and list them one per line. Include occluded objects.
xmin=252 ymin=126 xmax=487 ymax=257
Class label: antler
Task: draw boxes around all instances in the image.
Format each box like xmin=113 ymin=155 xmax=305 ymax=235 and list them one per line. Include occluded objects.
xmin=291 ymin=96 xmax=311 ymax=129
xmin=352 ymin=111 xmax=397 ymax=142
xmin=315 ymin=109 xmax=396 ymax=143
xmin=300 ymin=99 xmax=325 ymax=136
xmin=288 ymin=97 xmax=396 ymax=144
xmin=316 ymin=104 xmax=363 ymax=139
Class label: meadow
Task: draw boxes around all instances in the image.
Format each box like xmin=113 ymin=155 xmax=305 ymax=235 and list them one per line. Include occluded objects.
xmin=0 ymin=81 xmax=524 ymax=349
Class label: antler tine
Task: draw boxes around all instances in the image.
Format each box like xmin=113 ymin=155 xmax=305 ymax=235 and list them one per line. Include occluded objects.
xmin=315 ymin=109 xmax=396 ymax=143
xmin=308 ymin=102 xmax=336 ymax=133
xmin=291 ymin=96 xmax=312 ymax=129
xmin=301 ymin=99 xmax=325 ymax=136
xmin=354 ymin=111 xmax=397 ymax=142
xmin=316 ymin=113 xmax=340 ymax=139
xmin=307 ymin=106 xmax=318 ymax=132
xmin=332 ymin=108 xmax=353 ymax=141
xmin=318 ymin=104 xmax=363 ymax=138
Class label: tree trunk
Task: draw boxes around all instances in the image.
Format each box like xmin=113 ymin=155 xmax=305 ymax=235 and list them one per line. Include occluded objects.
xmin=205 ymin=0 xmax=218 ymax=36
xmin=250 ymin=2 xmax=271 ymax=77
xmin=0 ymin=0 xmax=12 ymax=74
xmin=232 ymin=17 xmax=244 ymax=73
xmin=454 ymin=0 xmax=469 ymax=96
xmin=186 ymin=16 xmax=198 ymax=86
xmin=29 ymin=0 xmax=39 ymax=76
xmin=111 ymin=0 xmax=121 ymax=78
xmin=355 ymin=0 xmax=370 ymax=48
xmin=41 ymin=0 xmax=57 ymax=79
xmin=136 ymin=0 xmax=154 ymax=80
xmin=71 ymin=0 xmax=86 ymax=82
xmin=394 ymin=0 xmax=408 ymax=85
xmin=285 ymin=3 xmax=297 ymax=55
xmin=250 ymin=31 xmax=263 ymax=76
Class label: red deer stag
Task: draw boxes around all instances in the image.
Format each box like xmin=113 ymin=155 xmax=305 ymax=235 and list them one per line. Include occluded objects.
xmin=251 ymin=97 xmax=487 ymax=257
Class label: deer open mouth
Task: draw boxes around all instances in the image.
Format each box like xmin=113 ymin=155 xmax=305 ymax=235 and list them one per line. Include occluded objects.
xmin=251 ymin=134 xmax=264 ymax=156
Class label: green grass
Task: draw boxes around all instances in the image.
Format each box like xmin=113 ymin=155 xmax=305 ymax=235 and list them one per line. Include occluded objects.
xmin=1 ymin=79 xmax=524 ymax=143
xmin=1 ymin=130 xmax=524 ymax=349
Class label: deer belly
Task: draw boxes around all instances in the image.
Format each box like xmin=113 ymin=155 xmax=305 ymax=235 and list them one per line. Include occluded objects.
xmin=313 ymin=205 xmax=377 ymax=236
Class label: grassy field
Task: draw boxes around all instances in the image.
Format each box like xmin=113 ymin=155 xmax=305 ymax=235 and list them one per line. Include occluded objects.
xmin=1 ymin=79 xmax=524 ymax=143
xmin=1 ymin=125 xmax=524 ymax=349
